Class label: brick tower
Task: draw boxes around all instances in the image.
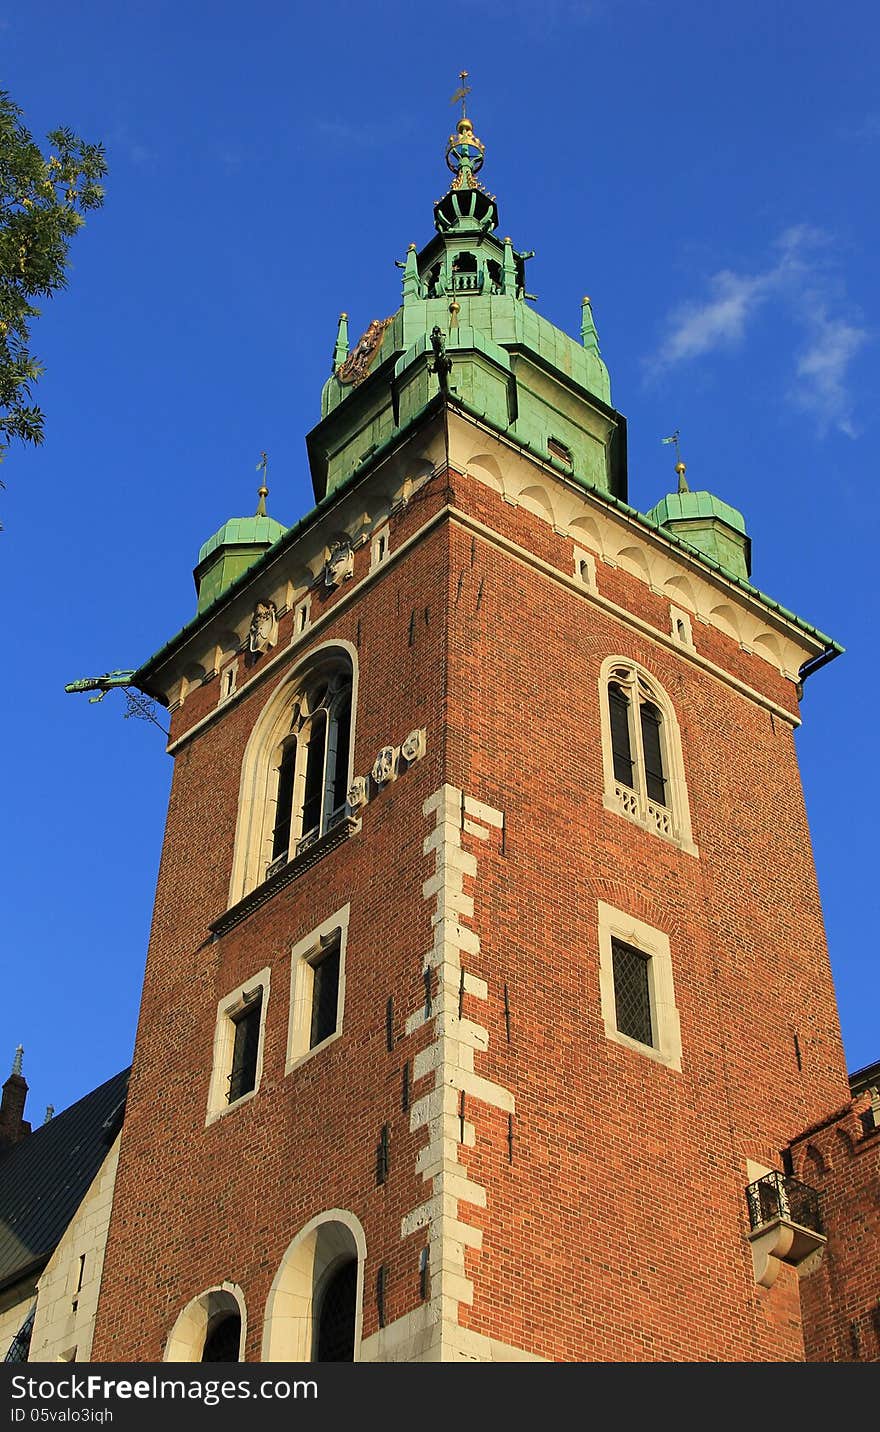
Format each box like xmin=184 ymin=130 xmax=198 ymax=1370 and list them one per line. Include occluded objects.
xmin=89 ymin=101 xmax=860 ymax=1364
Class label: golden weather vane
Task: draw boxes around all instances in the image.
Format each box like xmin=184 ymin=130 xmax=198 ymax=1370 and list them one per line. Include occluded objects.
xmin=661 ymin=429 xmax=690 ymax=493
xmin=450 ymin=70 xmax=471 ymax=117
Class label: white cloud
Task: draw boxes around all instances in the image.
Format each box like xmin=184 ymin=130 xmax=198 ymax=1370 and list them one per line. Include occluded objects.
xmin=792 ymin=309 xmax=868 ymax=437
xmin=661 ymin=269 xmax=773 ymax=363
xmin=646 ymin=227 xmax=868 ymax=438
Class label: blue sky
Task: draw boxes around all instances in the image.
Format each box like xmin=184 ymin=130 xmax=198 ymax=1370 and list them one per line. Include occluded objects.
xmin=1 ymin=0 xmax=877 ymax=1123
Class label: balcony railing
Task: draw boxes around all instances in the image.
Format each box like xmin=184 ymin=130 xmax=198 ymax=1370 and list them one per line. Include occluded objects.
xmin=745 ymin=1170 xmax=826 ymax=1286
xmin=745 ymin=1171 xmax=824 ymax=1237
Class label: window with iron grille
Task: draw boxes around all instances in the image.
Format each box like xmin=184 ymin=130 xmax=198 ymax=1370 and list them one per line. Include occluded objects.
xmin=597 ymin=901 xmax=682 ymax=1071
xmin=611 ymin=939 xmax=653 ymax=1047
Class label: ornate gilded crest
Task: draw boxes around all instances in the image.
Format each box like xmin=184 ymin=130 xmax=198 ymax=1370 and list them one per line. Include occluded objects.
xmin=336 ymin=316 xmax=394 ymax=387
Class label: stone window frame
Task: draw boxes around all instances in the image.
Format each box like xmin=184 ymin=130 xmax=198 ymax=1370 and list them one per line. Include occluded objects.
xmin=164 ymin=1283 xmax=247 ymax=1362
xmin=286 ymin=905 xmax=350 ymax=1074
xmin=205 ymin=968 xmax=271 ymax=1125
xmin=218 ymin=660 xmax=238 ymax=703
xmin=228 ymin=641 xmax=358 ymax=905
xmin=573 ymin=546 xmax=596 ymax=590
xmin=598 ymin=655 xmax=698 ymax=856
xmin=370 ymin=524 xmax=390 ymax=572
xmin=670 ymin=605 xmax=694 ymax=648
xmin=292 ymin=595 xmax=311 ymax=638
xmin=597 ymin=901 xmax=682 ymax=1071
xmin=262 ymin=1211 xmax=366 ymax=1362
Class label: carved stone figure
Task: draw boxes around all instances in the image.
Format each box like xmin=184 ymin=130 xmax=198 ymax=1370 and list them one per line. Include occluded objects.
xmin=248 ymin=600 xmax=278 ymax=654
xmin=401 ymin=728 xmax=426 ymax=764
xmin=347 ymin=777 xmax=368 ymax=810
xmin=371 ymin=746 xmax=397 ymax=786
xmin=324 ymin=542 xmax=354 ymax=589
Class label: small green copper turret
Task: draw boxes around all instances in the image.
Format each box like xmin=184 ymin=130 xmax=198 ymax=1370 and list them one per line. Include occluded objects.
xmin=646 ymin=458 xmax=752 ymax=582
xmin=307 ymin=91 xmax=627 ymax=506
xmin=193 ymin=468 xmax=287 ymax=615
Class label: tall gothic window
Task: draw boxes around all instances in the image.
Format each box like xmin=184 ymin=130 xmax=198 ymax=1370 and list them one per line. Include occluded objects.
xmin=229 ymin=647 xmax=357 ymax=904
xmin=600 ymin=659 xmax=697 ymax=854
xmin=266 ymin=663 xmax=352 ymax=879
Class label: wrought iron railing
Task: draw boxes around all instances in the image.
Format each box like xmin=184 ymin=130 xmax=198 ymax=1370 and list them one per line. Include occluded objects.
xmin=745 ymin=1171 xmax=823 ymax=1236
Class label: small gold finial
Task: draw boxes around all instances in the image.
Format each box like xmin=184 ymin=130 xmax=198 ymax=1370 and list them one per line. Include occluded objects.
xmin=583 ymin=295 xmax=590 ymax=304
xmin=340 ymin=311 xmax=348 ymax=320
xmin=408 ymin=242 xmax=417 ymax=251
xmin=675 ymin=461 xmax=689 ymax=494
xmin=256 ymin=451 xmax=269 ymax=514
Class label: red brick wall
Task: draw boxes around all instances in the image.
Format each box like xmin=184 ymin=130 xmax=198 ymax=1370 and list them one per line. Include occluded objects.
xmin=93 ymin=460 xmax=853 ymax=1362
xmin=791 ymin=1102 xmax=880 ymax=1362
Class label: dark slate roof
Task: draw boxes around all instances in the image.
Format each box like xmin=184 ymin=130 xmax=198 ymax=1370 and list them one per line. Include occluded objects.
xmin=0 ymin=1067 xmax=130 ymax=1292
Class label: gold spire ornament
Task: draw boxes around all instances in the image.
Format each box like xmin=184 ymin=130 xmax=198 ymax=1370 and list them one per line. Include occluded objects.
xmin=256 ymin=451 xmax=269 ymax=514
xmin=661 ymin=430 xmax=690 ymax=492
xmin=450 ymin=70 xmax=471 ymax=115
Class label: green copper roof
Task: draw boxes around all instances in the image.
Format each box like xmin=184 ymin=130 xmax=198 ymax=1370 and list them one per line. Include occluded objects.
xmin=193 ymin=479 xmax=287 ymax=615
xmin=646 ymin=489 xmax=748 ymax=535
xmin=645 ymin=483 xmax=752 ymax=581
xmin=197 ymin=514 xmax=286 ymax=566
xmin=308 ymin=103 xmax=619 ymax=505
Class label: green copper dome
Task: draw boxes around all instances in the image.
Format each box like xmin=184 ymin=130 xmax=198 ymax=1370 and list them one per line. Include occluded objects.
xmin=193 ymin=481 xmax=286 ymax=615
xmin=646 ymin=479 xmax=751 ymax=581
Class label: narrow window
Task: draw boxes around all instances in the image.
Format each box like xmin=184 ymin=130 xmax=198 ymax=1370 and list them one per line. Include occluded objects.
xmin=640 ymin=702 xmax=667 ymax=806
xmin=328 ymin=690 xmax=351 ymax=820
xmin=611 ymin=939 xmax=653 ymax=1047
xmin=271 ymin=741 xmax=297 ymax=862
xmin=310 ymin=940 xmax=341 ymax=1048
xmin=228 ymin=991 xmax=262 ymax=1103
xmin=300 ymin=710 xmax=328 ymax=842
xmin=608 ymin=682 xmax=634 ymax=788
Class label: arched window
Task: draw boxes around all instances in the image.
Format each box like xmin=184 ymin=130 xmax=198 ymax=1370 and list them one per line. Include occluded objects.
xmin=230 ymin=647 xmax=356 ymax=901
xmin=599 ymin=659 xmax=697 ymax=855
xmin=267 ymin=667 xmax=351 ymax=876
xmin=262 ymin=1212 xmax=366 ymax=1363
xmin=164 ymin=1285 xmax=246 ymax=1362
